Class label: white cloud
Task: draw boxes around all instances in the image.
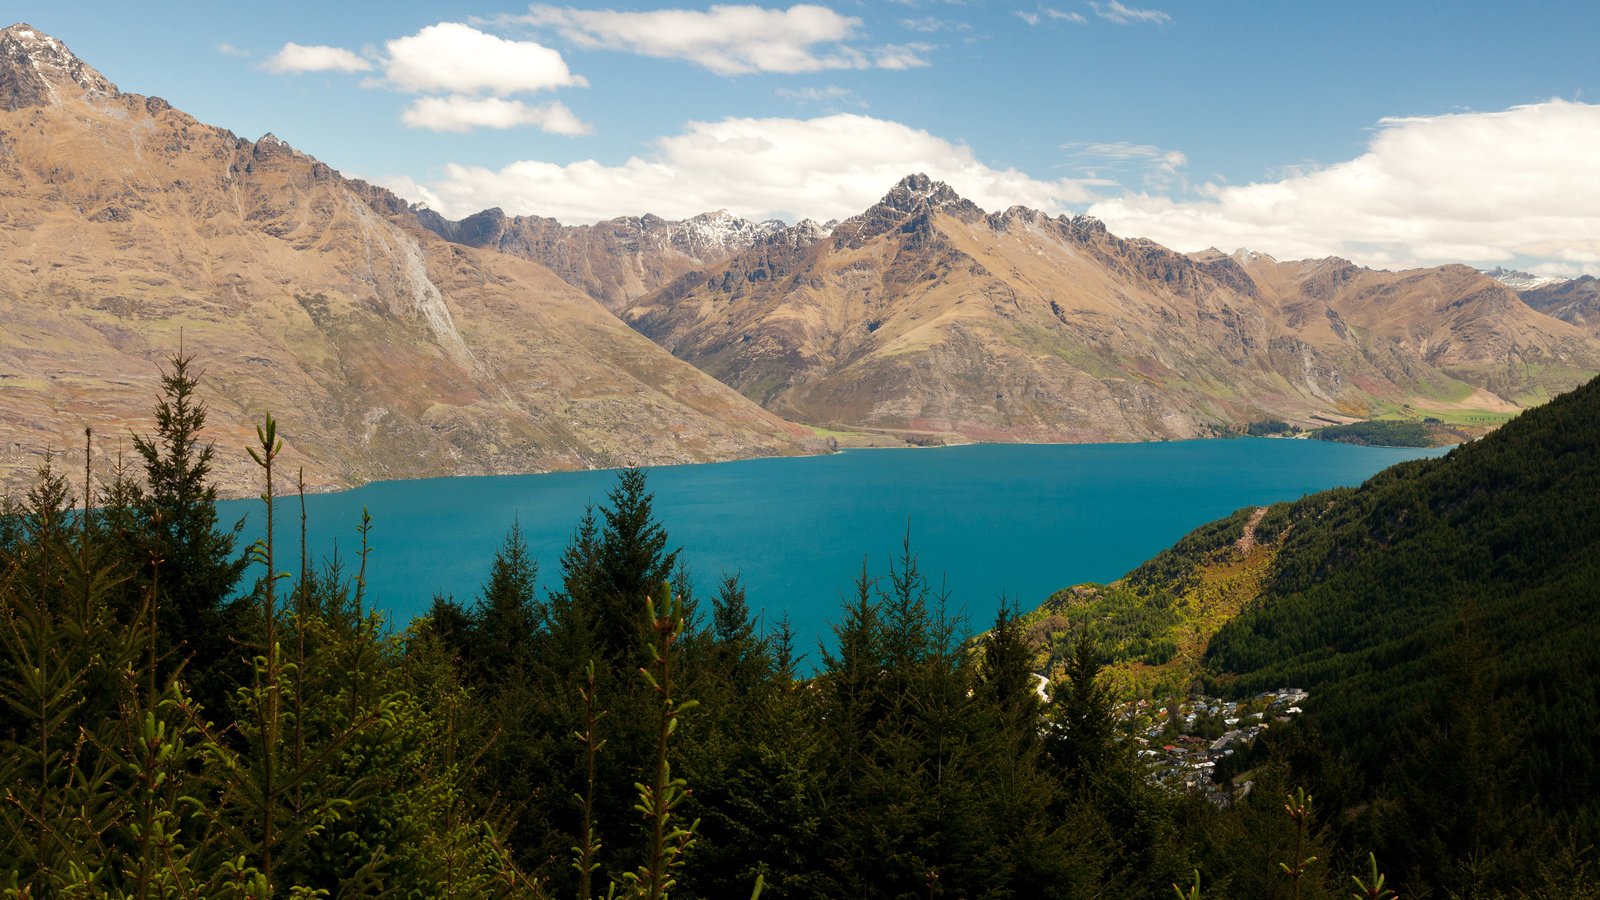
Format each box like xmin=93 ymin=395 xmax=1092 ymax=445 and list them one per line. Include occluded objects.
xmin=1089 ymin=1 xmax=1173 ymax=25
xmin=374 ymin=174 xmax=444 ymax=211
xmin=900 ymin=16 xmax=970 ymax=33
xmin=217 ymin=42 xmax=250 ymax=58
xmin=263 ymin=23 xmax=590 ymax=134
xmin=1046 ymin=8 xmax=1089 ymax=24
xmin=1017 ymin=7 xmax=1089 ymax=27
xmin=776 ymin=85 xmax=867 ymax=108
xmin=1066 ymin=141 xmax=1187 ymax=190
xmin=1068 ymin=141 xmax=1183 ymax=163
xmin=384 ymin=22 xmax=586 ymax=95
xmin=517 ymin=4 xmax=929 ymax=75
xmin=873 ymin=43 xmax=933 ymax=70
xmin=390 ymin=113 xmax=1099 ymax=222
xmin=263 ymin=42 xmax=373 ymax=74
xmin=402 ymin=96 xmax=591 ymax=134
xmin=1088 ymin=100 xmax=1600 ymax=271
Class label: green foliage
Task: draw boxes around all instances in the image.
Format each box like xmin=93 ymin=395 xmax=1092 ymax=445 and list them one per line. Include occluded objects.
xmin=1309 ymin=420 xmax=1434 ymax=447
xmin=1048 ymin=632 xmax=1119 ymax=783
xmin=469 ymin=520 xmax=544 ymax=678
xmin=618 ymin=583 xmax=698 ymax=900
xmin=593 ymin=468 xmax=678 ymax=662
xmin=1350 ymin=853 xmax=1395 ymax=900
xmin=127 ymin=353 xmax=251 ymax=699
xmin=1208 ymin=374 xmax=1600 ymax=893
xmin=0 ymin=383 xmax=527 ymax=896
xmin=6 ymin=358 xmax=1600 ymax=898
xmin=1247 ymin=420 xmax=1296 ymax=437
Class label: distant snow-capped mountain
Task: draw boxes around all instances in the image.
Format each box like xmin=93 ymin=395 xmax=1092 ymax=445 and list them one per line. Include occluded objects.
xmin=1482 ymin=266 xmax=1567 ymax=291
xmin=415 ymin=205 xmax=835 ymax=312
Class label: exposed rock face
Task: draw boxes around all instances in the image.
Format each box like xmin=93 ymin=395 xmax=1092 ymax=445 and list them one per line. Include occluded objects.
xmin=0 ymin=24 xmax=819 ymax=495
xmin=0 ymin=24 xmax=116 ymax=110
xmin=1517 ymin=275 xmax=1600 ymax=335
xmin=1482 ymin=266 xmax=1565 ymax=291
xmin=623 ymin=175 xmax=1600 ymax=442
xmin=416 ymin=204 xmax=833 ymax=312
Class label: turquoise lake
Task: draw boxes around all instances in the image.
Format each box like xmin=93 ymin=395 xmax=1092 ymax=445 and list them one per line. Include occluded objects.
xmin=220 ymin=439 xmax=1443 ymax=662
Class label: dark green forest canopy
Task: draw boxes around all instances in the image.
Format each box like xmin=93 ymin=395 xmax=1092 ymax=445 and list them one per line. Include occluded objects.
xmin=1309 ymin=419 xmax=1437 ymax=447
xmin=1206 ymin=373 xmax=1600 ymax=816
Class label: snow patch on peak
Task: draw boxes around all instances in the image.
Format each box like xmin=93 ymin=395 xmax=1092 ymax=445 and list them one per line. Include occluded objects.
xmin=1069 ymin=214 xmax=1106 ymax=234
xmin=878 ymin=172 xmax=965 ymax=213
xmin=1230 ymin=248 xmax=1277 ymax=265
xmin=792 ymin=218 xmax=835 ymax=240
xmin=1482 ymin=266 xmax=1566 ymax=291
xmin=0 ymin=23 xmax=118 ymax=107
xmin=661 ymin=210 xmax=792 ymax=258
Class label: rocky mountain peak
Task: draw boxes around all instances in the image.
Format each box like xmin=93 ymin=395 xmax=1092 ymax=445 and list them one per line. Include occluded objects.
xmin=0 ymin=23 xmax=117 ymax=110
xmin=791 ymin=218 xmax=836 ymax=241
xmin=1067 ymin=214 xmax=1107 ymax=238
xmin=1230 ymin=248 xmax=1278 ymax=266
xmin=679 ymin=208 xmax=781 ymax=244
xmin=837 ymin=173 xmax=985 ymax=246
xmin=876 ymin=173 xmax=967 ymax=215
xmin=252 ymin=132 xmax=295 ymax=158
xmin=1482 ymin=265 xmax=1566 ymax=291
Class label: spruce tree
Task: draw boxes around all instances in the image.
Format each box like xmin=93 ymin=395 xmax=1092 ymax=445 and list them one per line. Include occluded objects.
xmin=977 ymin=599 xmax=1038 ymax=723
xmin=594 ymin=468 xmax=677 ymax=662
xmin=1048 ymin=631 xmax=1118 ymax=784
xmin=470 ymin=520 xmax=542 ymax=678
xmin=129 ymin=353 xmax=248 ymax=686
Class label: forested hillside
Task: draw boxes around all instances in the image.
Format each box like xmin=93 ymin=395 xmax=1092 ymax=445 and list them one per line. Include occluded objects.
xmin=1199 ymin=373 xmax=1600 ymax=892
xmin=1011 ymin=504 xmax=1285 ymax=699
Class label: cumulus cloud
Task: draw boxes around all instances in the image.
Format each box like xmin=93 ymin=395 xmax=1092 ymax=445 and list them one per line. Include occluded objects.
xmin=385 ymin=23 xmax=586 ymax=95
xmin=388 ymin=113 xmax=1099 ymax=222
xmin=264 ymin=23 xmax=589 ymax=134
xmin=263 ymin=42 xmax=373 ymax=74
xmin=516 ymin=4 xmax=929 ymax=75
xmin=1088 ymin=100 xmax=1600 ymax=272
xmin=402 ymin=96 xmax=591 ymax=134
xmin=1089 ymin=1 xmax=1173 ymax=25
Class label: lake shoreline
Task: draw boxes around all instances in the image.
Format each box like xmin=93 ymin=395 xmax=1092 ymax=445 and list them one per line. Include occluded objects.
xmin=220 ymin=441 xmax=1446 ymax=657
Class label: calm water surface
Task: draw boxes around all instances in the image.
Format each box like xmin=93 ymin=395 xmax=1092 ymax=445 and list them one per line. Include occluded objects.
xmin=221 ymin=440 xmax=1443 ymax=661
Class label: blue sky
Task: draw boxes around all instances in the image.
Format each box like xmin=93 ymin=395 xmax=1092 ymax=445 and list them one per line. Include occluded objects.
xmin=19 ymin=1 xmax=1600 ymax=274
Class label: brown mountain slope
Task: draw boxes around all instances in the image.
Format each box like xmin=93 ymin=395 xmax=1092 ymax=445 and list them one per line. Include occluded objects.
xmin=1236 ymin=254 xmax=1598 ymax=408
xmin=624 ymin=175 xmax=1600 ymax=440
xmin=0 ymin=24 xmax=817 ymax=495
xmin=1517 ymin=275 xmax=1600 ymax=337
xmin=416 ymin=205 xmax=833 ymax=313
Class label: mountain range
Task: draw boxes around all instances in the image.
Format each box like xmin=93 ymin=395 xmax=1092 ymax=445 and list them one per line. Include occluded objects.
xmin=0 ymin=24 xmax=817 ymax=495
xmin=415 ymin=205 xmax=835 ymax=314
xmin=613 ymin=175 xmax=1598 ymax=442
xmin=4 ymin=22 xmax=1599 ymax=492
